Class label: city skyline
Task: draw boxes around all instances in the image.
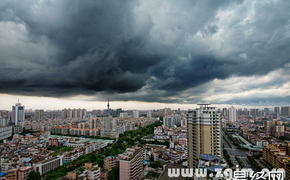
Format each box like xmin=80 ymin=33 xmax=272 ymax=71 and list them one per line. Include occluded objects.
xmin=1 ymin=1 xmax=290 ymax=108
xmin=1 ymin=95 xmax=290 ymax=111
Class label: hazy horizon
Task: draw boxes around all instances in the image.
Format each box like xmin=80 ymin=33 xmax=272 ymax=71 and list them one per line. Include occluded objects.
xmin=1 ymin=94 xmax=288 ymax=111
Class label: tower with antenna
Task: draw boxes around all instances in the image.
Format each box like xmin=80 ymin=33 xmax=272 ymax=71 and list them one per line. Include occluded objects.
xmin=107 ymin=97 xmax=110 ymax=116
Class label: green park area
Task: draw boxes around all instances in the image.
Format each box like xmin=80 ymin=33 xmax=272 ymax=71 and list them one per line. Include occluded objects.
xmin=43 ymin=120 xmax=163 ymax=180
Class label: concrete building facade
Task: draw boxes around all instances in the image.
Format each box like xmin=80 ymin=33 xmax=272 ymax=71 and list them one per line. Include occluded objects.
xmin=0 ymin=126 xmax=12 ymax=141
xmin=12 ymin=101 xmax=25 ymax=127
xmin=119 ymin=147 xmax=143 ymax=180
xmin=187 ymin=104 xmax=222 ymax=168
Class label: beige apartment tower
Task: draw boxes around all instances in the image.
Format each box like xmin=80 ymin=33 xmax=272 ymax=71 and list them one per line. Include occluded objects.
xmin=187 ymin=104 xmax=222 ymax=168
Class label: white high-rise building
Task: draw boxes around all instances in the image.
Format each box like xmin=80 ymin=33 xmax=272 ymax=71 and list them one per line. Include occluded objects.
xmin=147 ymin=111 xmax=151 ymax=118
xmin=12 ymin=100 xmax=25 ymax=127
xmin=228 ymin=106 xmax=237 ymax=122
xmin=120 ymin=113 xmax=128 ymax=118
xmin=133 ymin=110 xmax=139 ymax=118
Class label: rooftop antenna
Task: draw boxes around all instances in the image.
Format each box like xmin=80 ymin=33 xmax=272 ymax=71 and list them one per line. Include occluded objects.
xmin=107 ymin=97 xmax=110 ymax=117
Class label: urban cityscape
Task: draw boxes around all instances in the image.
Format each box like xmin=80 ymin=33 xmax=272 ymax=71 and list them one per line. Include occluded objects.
xmin=1 ymin=0 xmax=290 ymax=180
xmin=1 ymin=100 xmax=290 ymax=179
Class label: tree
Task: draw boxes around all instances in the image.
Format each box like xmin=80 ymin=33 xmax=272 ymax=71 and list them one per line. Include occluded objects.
xmin=108 ymin=167 xmax=119 ymax=180
xmin=27 ymin=171 xmax=41 ymax=180
xmin=149 ymin=160 xmax=162 ymax=168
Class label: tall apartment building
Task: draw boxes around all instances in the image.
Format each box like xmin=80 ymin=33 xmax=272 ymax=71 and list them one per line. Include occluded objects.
xmin=187 ymin=104 xmax=222 ymax=168
xmin=163 ymin=115 xmax=181 ymax=128
xmin=35 ymin=109 xmax=44 ymax=119
xmin=222 ymin=108 xmax=227 ymax=117
xmin=119 ymin=146 xmax=143 ymax=180
xmin=0 ymin=116 xmax=9 ymax=126
xmin=264 ymin=118 xmax=285 ymax=137
xmin=250 ymin=109 xmax=260 ymax=117
xmin=263 ymin=108 xmax=270 ymax=116
xmin=275 ymin=107 xmax=280 ymax=115
xmin=62 ymin=108 xmax=86 ymax=119
xmin=281 ymin=107 xmax=290 ymax=116
xmin=228 ymin=106 xmax=237 ymax=122
xmin=181 ymin=118 xmax=187 ymax=127
xmin=103 ymin=117 xmax=116 ymax=132
xmin=147 ymin=111 xmax=151 ymax=118
xmin=132 ymin=110 xmax=139 ymax=118
xmin=12 ymin=100 xmax=25 ymax=126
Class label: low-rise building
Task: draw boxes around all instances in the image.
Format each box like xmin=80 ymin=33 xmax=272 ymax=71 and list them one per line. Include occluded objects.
xmin=6 ymin=168 xmax=18 ymax=180
xmin=263 ymin=143 xmax=290 ymax=180
xmin=18 ymin=166 xmax=33 ymax=180
xmin=103 ymin=156 xmax=118 ymax=171
xmin=178 ymin=137 xmax=187 ymax=146
xmin=33 ymin=156 xmax=63 ymax=175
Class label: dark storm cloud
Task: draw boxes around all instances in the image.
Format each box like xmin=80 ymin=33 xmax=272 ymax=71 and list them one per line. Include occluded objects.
xmin=0 ymin=0 xmax=290 ymax=104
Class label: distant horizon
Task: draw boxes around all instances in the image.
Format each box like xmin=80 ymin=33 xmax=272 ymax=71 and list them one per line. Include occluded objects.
xmin=1 ymin=94 xmax=289 ymax=112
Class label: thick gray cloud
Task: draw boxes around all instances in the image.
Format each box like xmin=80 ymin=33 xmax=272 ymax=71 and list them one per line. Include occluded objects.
xmin=0 ymin=0 xmax=290 ymax=104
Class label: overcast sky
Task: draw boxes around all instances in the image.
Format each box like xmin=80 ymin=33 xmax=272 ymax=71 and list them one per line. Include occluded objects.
xmin=0 ymin=0 xmax=290 ymax=110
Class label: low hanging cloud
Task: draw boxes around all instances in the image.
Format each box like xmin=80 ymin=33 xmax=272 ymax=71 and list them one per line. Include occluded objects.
xmin=0 ymin=0 xmax=290 ymax=104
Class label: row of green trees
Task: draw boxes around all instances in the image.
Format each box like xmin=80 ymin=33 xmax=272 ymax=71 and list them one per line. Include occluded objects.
xmin=235 ymin=156 xmax=245 ymax=168
xmin=224 ymin=130 xmax=239 ymax=146
xmin=247 ymin=156 xmax=262 ymax=171
xmin=42 ymin=120 xmax=163 ymax=180
xmin=223 ymin=136 xmax=232 ymax=148
xmin=223 ymin=149 xmax=233 ymax=167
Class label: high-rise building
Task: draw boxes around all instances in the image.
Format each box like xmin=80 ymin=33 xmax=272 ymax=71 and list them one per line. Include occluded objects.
xmin=0 ymin=117 xmax=9 ymax=126
xmin=12 ymin=100 xmax=25 ymax=126
xmin=0 ymin=110 xmax=9 ymax=118
xmin=281 ymin=107 xmax=290 ymax=116
xmin=147 ymin=111 xmax=151 ymax=118
xmin=228 ymin=106 xmax=237 ymax=122
xmin=62 ymin=108 xmax=86 ymax=119
xmin=187 ymin=104 xmax=222 ymax=168
xmin=101 ymin=98 xmax=119 ymax=138
xmin=163 ymin=115 xmax=181 ymax=127
xmin=250 ymin=109 xmax=260 ymax=117
xmin=222 ymin=108 xmax=227 ymax=117
xmin=264 ymin=118 xmax=284 ymax=137
xmin=237 ymin=109 xmax=243 ymax=115
xmin=263 ymin=108 xmax=270 ymax=116
xmin=274 ymin=107 xmax=280 ymax=115
xmin=243 ymin=108 xmax=248 ymax=116
xmin=35 ymin=109 xmax=44 ymax=119
xmin=132 ymin=110 xmax=139 ymax=118
xmin=104 ymin=117 xmax=116 ymax=132
xmin=119 ymin=146 xmax=143 ymax=180
xmin=164 ymin=107 xmax=171 ymax=115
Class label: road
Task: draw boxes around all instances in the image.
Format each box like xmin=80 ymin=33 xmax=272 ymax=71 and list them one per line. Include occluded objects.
xmin=222 ymin=132 xmax=255 ymax=170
